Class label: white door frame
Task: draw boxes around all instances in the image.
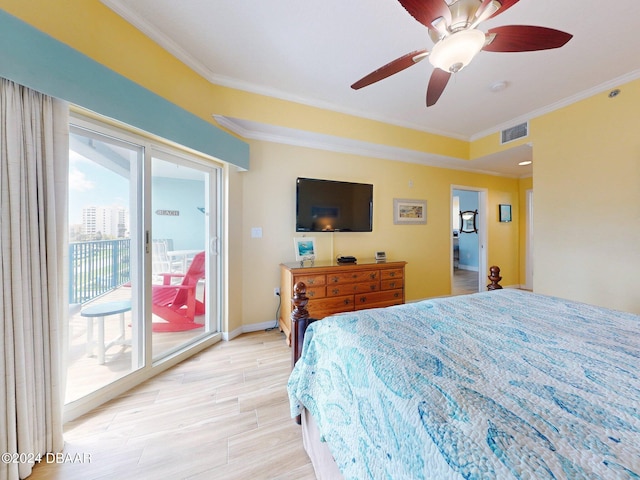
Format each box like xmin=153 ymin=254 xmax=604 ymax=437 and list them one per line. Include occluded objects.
xmin=451 ymin=186 xmax=488 ymax=293
xmin=525 ymin=189 xmax=534 ymax=290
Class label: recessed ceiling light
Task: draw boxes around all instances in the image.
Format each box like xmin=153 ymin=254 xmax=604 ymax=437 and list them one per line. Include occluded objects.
xmin=490 ymin=81 xmax=508 ymax=93
xmin=518 ymin=160 xmax=532 ymax=166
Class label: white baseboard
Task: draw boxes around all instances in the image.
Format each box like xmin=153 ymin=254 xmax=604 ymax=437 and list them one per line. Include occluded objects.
xmin=223 ymin=320 xmax=279 ymax=341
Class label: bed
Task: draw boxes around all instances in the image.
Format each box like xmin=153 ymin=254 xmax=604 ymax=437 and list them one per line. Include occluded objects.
xmin=287 ymin=280 xmax=640 ymax=479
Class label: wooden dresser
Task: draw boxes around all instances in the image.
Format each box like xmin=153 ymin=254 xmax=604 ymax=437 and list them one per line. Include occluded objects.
xmin=279 ymin=259 xmax=406 ymax=345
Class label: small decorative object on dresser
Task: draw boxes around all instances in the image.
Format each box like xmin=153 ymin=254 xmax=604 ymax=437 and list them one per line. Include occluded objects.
xmin=279 ymin=259 xmax=406 ymax=345
xmin=293 ymin=236 xmax=316 ymax=263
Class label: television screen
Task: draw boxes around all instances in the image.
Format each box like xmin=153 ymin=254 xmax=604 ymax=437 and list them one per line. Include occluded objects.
xmin=296 ymin=177 xmax=373 ymax=232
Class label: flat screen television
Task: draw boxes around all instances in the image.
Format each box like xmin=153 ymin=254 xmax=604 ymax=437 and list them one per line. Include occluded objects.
xmin=296 ymin=177 xmax=373 ymax=232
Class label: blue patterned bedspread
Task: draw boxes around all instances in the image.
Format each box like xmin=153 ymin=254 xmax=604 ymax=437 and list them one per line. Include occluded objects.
xmin=287 ymin=289 xmax=640 ymax=479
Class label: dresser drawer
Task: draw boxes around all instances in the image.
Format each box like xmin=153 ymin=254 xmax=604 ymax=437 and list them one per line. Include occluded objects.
xmin=327 ymin=270 xmax=379 ymax=284
xmin=326 ymin=282 xmax=379 ymax=297
xmin=380 ymin=268 xmax=404 ymax=280
xmin=354 ymin=289 xmax=404 ymax=309
xmin=305 ymin=286 xmax=326 ymax=299
xmin=295 ymin=274 xmax=326 ymax=287
xmin=308 ymin=295 xmax=354 ymax=317
xmin=381 ymin=278 xmax=403 ymax=291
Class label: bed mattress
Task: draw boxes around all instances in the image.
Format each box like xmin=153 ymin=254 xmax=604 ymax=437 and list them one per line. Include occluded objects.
xmin=288 ymin=289 xmax=640 ymax=479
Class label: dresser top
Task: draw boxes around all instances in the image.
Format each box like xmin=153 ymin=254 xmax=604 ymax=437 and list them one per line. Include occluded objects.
xmin=281 ymin=259 xmax=406 ymax=272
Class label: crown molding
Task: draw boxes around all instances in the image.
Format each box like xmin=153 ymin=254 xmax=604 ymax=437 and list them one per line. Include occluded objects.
xmin=214 ymin=115 xmax=530 ymax=178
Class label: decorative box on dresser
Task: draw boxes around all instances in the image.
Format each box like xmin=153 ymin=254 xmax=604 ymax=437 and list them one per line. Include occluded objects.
xmin=279 ymin=259 xmax=407 ymax=345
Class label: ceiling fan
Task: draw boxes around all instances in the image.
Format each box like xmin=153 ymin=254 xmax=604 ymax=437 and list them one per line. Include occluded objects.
xmin=351 ymin=0 xmax=572 ymax=106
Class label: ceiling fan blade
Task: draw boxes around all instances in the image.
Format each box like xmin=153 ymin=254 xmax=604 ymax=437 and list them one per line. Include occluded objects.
xmin=397 ymin=0 xmax=451 ymax=30
xmin=426 ymin=68 xmax=451 ymax=107
xmin=351 ymin=49 xmax=428 ymax=90
xmin=483 ymin=25 xmax=573 ymax=52
xmin=486 ymin=0 xmax=520 ymax=20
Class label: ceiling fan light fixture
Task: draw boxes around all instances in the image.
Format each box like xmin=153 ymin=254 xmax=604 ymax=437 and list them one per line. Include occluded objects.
xmin=429 ymin=29 xmax=485 ymax=73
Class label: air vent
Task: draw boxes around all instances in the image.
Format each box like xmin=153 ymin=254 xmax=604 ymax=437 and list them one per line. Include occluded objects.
xmin=501 ymin=122 xmax=528 ymax=144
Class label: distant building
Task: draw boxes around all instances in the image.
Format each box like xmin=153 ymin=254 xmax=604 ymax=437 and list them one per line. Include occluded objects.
xmin=82 ymin=205 xmax=129 ymax=239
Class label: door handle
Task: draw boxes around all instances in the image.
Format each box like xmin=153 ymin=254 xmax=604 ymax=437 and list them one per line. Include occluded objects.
xmin=209 ymin=237 xmax=218 ymax=255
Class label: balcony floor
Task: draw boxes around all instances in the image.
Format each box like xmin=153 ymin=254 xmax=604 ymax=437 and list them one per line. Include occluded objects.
xmin=66 ymin=286 xmax=207 ymax=403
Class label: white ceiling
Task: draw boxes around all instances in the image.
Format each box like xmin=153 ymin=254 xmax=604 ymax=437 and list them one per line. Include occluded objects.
xmin=101 ymin=0 xmax=640 ymax=176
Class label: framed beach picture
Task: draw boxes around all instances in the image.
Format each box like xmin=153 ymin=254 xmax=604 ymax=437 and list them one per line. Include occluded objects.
xmin=393 ymin=198 xmax=427 ymax=225
xmin=293 ymin=237 xmax=316 ymax=261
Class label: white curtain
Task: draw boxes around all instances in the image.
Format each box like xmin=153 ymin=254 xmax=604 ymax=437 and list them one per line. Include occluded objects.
xmin=0 ymin=78 xmax=68 ymax=480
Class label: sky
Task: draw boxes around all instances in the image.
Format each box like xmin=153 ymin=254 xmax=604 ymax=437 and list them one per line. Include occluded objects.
xmin=68 ymin=150 xmax=129 ymax=226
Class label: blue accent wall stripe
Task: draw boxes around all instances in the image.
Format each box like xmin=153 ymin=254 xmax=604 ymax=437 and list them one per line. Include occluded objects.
xmin=0 ymin=9 xmax=249 ymax=170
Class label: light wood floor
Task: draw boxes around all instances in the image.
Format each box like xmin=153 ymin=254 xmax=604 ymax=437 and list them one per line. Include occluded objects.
xmin=452 ymin=268 xmax=479 ymax=296
xmin=30 ymin=330 xmax=315 ymax=480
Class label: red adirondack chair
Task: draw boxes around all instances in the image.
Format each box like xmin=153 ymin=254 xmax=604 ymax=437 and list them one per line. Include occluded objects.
xmin=152 ymin=251 xmax=205 ymax=332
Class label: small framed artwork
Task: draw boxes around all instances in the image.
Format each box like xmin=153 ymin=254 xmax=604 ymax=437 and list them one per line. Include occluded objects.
xmin=499 ymin=204 xmax=512 ymax=222
xmin=393 ymin=198 xmax=427 ymax=225
xmin=293 ymin=237 xmax=316 ymax=261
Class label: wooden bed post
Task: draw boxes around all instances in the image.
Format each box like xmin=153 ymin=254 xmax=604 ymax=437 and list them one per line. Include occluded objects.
xmin=291 ymin=281 xmax=313 ymax=426
xmin=487 ymin=265 xmax=503 ymax=290
xmin=291 ymin=281 xmax=313 ymax=369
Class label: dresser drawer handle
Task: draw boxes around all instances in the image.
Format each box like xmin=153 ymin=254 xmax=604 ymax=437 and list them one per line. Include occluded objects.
xmin=344 ymin=298 xmax=351 ymax=305
xmin=389 ymin=272 xmax=396 ymax=277
xmin=332 ymin=288 xmax=340 ymax=295
xmin=331 ymin=276 xmax=339 ymax=283
xmin=389 ymin=282 xmax=396 ymax=288
xmin=352 ymin=274 xmax=358 ymax=279
xmin=394 ymin=292 xmax=400 ymax=298
xmin=308 ymin=279 xmax=315 ymax=285
xmin=369 ymin=273 xmax=377 ymax=279
xmin=309 ymin=291 xmax=315 ymax=297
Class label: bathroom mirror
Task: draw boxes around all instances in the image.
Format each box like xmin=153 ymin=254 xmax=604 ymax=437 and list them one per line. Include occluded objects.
xmin=459 ymin=210 xmax=478 ymax=234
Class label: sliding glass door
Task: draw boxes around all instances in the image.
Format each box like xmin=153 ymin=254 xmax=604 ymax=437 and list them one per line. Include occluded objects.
xmin=67 ymin=124 xmax=144 ymax=402
xmin=66 ymin=112 xmax=222 ymax=408
xmin=150 ymin=149 xmax=220 ymax=360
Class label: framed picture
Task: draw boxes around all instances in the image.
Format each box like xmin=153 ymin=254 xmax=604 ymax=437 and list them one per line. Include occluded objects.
xmin=499 ymin=204 xmax=512 ymax=222
xmin=293 ymin=237 xmax=316 ymax=261
xmin=393 ymin=198 xmax=427 ymax=225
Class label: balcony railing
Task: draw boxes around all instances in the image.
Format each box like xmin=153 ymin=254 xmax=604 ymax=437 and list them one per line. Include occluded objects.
xmin=69 ymin=239 xmax=131 ymax=304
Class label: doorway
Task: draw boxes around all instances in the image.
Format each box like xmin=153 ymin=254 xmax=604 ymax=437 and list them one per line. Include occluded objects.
xmin=451 ymin=187 xmax=488 ymax=295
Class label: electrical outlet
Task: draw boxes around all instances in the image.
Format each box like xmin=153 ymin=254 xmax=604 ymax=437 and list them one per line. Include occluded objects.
xmin=274 ymin=287 xmax=280 ymax=297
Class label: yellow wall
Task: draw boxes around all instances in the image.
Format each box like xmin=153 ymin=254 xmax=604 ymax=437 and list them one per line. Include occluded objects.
xmin=530 ymin=80 xmax=640 ymax=313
